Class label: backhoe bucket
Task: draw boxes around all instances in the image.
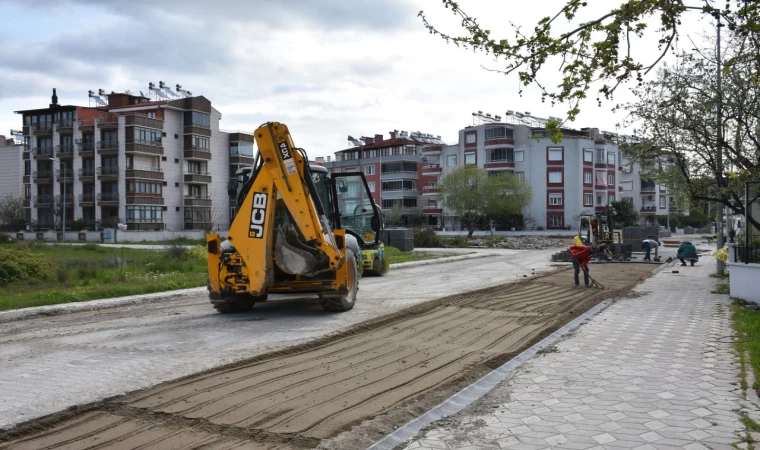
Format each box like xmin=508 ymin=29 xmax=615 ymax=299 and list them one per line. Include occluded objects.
xmin=275 ymin=226 xmax=321 ymax=276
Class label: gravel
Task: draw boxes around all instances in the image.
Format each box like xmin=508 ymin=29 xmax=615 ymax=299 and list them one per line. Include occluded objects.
xmin=467 ymin=237 xmax=571 ymax=250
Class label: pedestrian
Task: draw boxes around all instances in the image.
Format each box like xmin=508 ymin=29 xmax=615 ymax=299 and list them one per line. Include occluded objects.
xmin=677 ymin=241 xmax=699 ymax=266
xmin=642 ymin=238 xmax=659 ymax=261
xmin=569 ymin=243 xmax=597 ymax=288
xmin=595 ymin=243 xmax=611 ymax=261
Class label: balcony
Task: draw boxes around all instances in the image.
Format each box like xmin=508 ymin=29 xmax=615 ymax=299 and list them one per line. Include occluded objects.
xmin=126 ymin=140 xmax=164 ymax=156
xmin=56 ymin=144 xmax=74 ymax=158
xmin=422 ymin=207 xmax=443 ymax=215
xmin=55 ymin=194 xmax=74 ymax=205
xmin=184 ymin=171 xmax=212 ymax=183
xmin=32 ymin=170 xmax=54 ymax=182
xmin=184 ymin=147 xmax=212 ymax=160
xmin=78 ymin=167 xmax=95 ymax=181
xmin=595 ymin=206 xmax=609 ymax=213
xmin=126 ymin=167 xmax=164 ymax=181
xmin=421 ymin=186 xmax=439 ymax=195
xmin=381 ymin=171 xmax=418 ymax=180
xmin=79 ymin=193 xmax=96 ymax=205
xmin=126 ymin=195 xmax=164 ymax=205
xmin=183 ymin=125 xmax=212 ymax=137
xmin=185 ymin=195 xmax=212 ymax=207
xmin=56 ymin=120 xmax=75 ymax=133
xmin=126 ymin=218 xmax=166 ymax=231
xmin=125 ymin=113 xmax=164 ymax=129
xmin=33 ymin=148 xmax=54 ymax=160
xmin=55 ymin=169 xmax=74 ymax=181
xmin=230 ymin=150 xmax=255 ymax=165
xmin=97 ymin=166 xmax=119 ymax=180
xmin=97 ymin=114 xmax=119 ymax=129
xmin=79 ymin=118 xmax=96 ymax=131
xmin=78 ymin=142 xmax=95 ymax=156
xmin=421 ymin=164 xmax=442 ymax=176
xmin=483 ymin=160 xmax=515 ymax=170
xmin=382 ymin=189 xmax=419 ymax=199
xmin=33 ymin=195 xmax=54 ymax=206
xmin=97 ymin=140 xmax=119 ymax=155
xmin=640 ymin=185 xmax=656 ymax=193
xmin=640 ymin=206 xmax=657 ymax=214
xmin=97 ymin=192 xmax=119 ymax=205
xmin=421 ymin=146 xmax=442 ymax=156
xmin=32 ymin=123 xmax=53 ymax=136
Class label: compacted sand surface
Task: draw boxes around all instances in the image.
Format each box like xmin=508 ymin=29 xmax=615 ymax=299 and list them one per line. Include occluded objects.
xmin=0 ymin=263 xmax=655 ymax=450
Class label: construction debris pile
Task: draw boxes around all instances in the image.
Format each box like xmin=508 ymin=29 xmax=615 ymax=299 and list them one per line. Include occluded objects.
xmin=467 ymin=237 xmax=570 ymax=250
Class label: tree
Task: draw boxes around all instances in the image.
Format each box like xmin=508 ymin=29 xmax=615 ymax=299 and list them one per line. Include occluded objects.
xmin=420 ymin=1 xmax=760 ymax=123
xmin=0 ymin=194 xmax=25 ymax=229
xmin=439 ymin=167 xmax=531 ymax=237
xmin=384 ymin=203 xmax=403 ymax=227
xmin=610 ymin=200 xmax=639 ymax=228
xmin=619 ymin=32 xmax=760 ymax=231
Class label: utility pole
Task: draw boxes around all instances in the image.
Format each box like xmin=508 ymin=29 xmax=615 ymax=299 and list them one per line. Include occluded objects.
xmin=715 ymin=16 xmax=725 ymax=275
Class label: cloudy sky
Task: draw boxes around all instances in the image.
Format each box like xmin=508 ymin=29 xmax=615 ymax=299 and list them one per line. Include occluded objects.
xmin=0 ymin=0 xmax=713 ymax=157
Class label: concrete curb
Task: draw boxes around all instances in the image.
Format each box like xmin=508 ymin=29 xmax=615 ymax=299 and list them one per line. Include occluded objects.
xmin=0 ymin=253 xmax=500 ymax=324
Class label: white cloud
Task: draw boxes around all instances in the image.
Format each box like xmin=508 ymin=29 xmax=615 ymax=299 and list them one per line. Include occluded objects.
xmin=0 ymin=0 xmax=715 ymax=155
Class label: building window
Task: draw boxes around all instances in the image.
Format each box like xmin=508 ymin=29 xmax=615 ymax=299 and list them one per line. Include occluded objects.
xmin=514 ymin=150 xmax=524 ymax=162
xmin=597 ymin=194 xmax=605 ymax=205
xmin=485 ymin=127 xmax=513 ymax=140
xmin=607 ymin=153 xmax=616 ymax=165
xmin=184 ymin=111 xmax=210 ymax=129
xmin=621 ymin=181 xmax=633 ymax=191
xmin=608 ymin=194 xmax=615 ymax=204
xmin=127 ymin=181 xmax=162 ymax=194
xmin=486 ymin=147 xmax=514 ymax=163
xmin=548 ymin=148 xmax=563 ymax=161
xmin=584 ymin=193 xmax=593 ymax=206
xmin=660 ymin=196 xmax=667 ymax=208
xmin=193 ymin=135 xmax=209 ymax=150
xmin=102 ymin=131 xmax=117 ymax=147
xmin=608 ymin=174 xmax=615 ymax=186
xmin=367 ymin=182 xmax=375 ymax=193
xmin=596 ymin=148 xmax=605 ymax=163
xmin=549 ymin=215 xmax=563 ymax=228
xmin=447 ymin=155 xmax=457 ymax=167
xmin=515 ymin=172 xmax=525 ymax=182
xmin=134 ymin=127 xmax=160 ymax=145
xmin=465 ymin=133 xmax=476 ymax=144
xmin=548 ymin=171 xmax=562 ymax=183
xmin=584 ymin=172 xmax=592 ymax=184
xmin=465 ymin=153 xmax=476 ymax=165
xmin=549 ymin=193 xmax=563 ymax=206
xmin=24 ymin=161 xmax=31 ymax=176
xmin=584 ymin=149 xmax=593 ymax=162
xmin=147 ymin=111 xmax=157 ymax=119
xmin=127 ymin=205 xmax=163 ymax=222
xmin=364 ymin=149 xmax=378 ymax=158
xmin=364 ymin=165 xmax=375 ymax=176
xmin=382 ymin=198 xmax=417 ymax=209
xmin=126 ymin=155 xmax=133 ymax=169
xmin=382 ymin=180 xmax=416 ymax=191
xmin=428 ymin=199 xmax=438 ymax=207
xmin=623 ymin=197 xmax=633 ymax=204
xmin=188 ymin=184 xmax=202 ymax=197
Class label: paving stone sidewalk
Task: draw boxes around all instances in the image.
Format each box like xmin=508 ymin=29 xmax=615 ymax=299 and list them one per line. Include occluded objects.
xmin=402 ymin=257 xmax=745 ymax=450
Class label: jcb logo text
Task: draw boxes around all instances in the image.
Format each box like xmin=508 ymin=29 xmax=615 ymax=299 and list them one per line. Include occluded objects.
xmin=249 ymin=192 xmax=268 ymax=238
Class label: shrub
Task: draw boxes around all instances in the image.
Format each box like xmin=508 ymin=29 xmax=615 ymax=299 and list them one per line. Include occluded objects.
xmin=166 ymin=243 xmax=187 ymax=259
xmin=56 ymin=265 xmax=70 ymax=285
xmin=414 ymin=228 xmax=441 ymax=248
xmin=0 ymin=248 xmax=55 ymax=286
xmin=0 ymin=233 xmax=14 ymax=243
xmin=187 ymin=245 xmax=207 ymax=264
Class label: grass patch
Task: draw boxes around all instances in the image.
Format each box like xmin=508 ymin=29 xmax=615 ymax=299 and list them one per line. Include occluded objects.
xmin=710 ymin=272 xmax=730 ymax=279
xmin=0 ymin=242 xmax=208 ymax=311
xmin=732 ymin=301 xmax=760 ymax=394
xmin=712 ymin=282 xmax=730 ymax=294
xmin=384 ymin=246 xmax=459 ymax=265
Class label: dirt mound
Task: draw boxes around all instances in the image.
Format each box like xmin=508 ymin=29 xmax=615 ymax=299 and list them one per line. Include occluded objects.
xmin=0 ymin=263 xmax=655 ymax=450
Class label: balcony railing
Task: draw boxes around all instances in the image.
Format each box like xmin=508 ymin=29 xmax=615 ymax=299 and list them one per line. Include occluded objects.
xmin=126 ymin=166 xmax=164 ymax=180
xmin=98 ymin=140 xmax=119 ymax=152
xmin=126 ymin=217 xmax=164 ymax=223
xmin=32 ymin=170 xmax=54 ymax=181
xmin=125 ymin=140 xmax=164 ymax=155
xmin=97 ymin=192 xmax=119 ymax=202
xmin=126 ymin=195 xmax=164 ymax=205
xmin=55 ymin=169 xmax=74 ymax=179
xmin=79 ymin=193 xmax=96 ymax=203
xmin=78 ymin=168 xmax=95 ymax=178
xmin=33 ymin=195 xmax=54 ymax=205
xmin=640 ymin=185 xmax=656 ymax=193
xmin=184 ymin=171 xmax=212 ymax=183
xmin=97 ymin=167 xmax=119 ymax=177
xmin=736 ymin=247 xmax=760 ymax=264
xmin=184 ymin=147 xmax=212 ymax=160
xmin=421 ymin=186 xmax=439 ymax=194
xmin=56 ymin=120 xmax=74 ymax=130
xmin=55 ymin=194 xmax=74 ymax=204
xmin=124 ymin=113 xmax=164 ymax=129
xmin=97 ymin=114 xmax=119 ymax=126
xmin=184 ymin=195 xmax=212 ymax=207
xmin=34 ymin=148 xmax=54 ymax=159
xmin=381 ymin=171 xmax=418 ymax=180
xmin=78 ymin=142 xmax=95 ymax=155
xmin=640 ymin=206 xmax=657 ymax=214
xmin=56 ymin=144 xmax=74 ymax=156
xmin=32 ymin=123 xmax=54 ymax=135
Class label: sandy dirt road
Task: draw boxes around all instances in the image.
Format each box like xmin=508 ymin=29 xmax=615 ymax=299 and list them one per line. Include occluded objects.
xmin=0 ymin=263 xmax=655 ymax=450
xmin=0 ymin=249 xmax=557 ymax=429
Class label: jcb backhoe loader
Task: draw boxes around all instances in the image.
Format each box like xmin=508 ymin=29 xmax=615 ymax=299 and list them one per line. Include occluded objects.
xmin=206 ymin=122 xmax=382 ymax=313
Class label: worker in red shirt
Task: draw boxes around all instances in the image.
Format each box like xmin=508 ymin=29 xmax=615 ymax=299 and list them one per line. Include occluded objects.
xmin=569 ymin=244 xmax=598 ymax=287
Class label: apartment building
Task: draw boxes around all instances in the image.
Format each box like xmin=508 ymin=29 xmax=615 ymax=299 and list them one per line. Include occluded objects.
xmin=15 ymin=88 xmax=254 ymax=231
xmin=0 ymin=135 xmax=24 ymax=199
xmin=434 ymin=118 xmax=622 ymax=230
xmin=324 ymin=131 xmax=445 ymax=227
xmin=619 ymin=154 xmax=678 ymax=219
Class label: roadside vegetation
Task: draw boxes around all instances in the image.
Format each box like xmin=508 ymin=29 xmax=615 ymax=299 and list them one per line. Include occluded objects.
xmin=0 ymin=241 xmax=444 ymax=311
xmin=732 ymin=301 xmax=760 ymax=395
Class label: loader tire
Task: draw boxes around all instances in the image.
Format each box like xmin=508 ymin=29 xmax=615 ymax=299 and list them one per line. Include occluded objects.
xmin=320 ymin=249 xmax=359 ymax=312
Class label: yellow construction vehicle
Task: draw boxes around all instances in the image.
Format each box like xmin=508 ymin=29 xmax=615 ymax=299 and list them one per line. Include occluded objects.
xmin=207 ymin=122 xmax=382 ymax=313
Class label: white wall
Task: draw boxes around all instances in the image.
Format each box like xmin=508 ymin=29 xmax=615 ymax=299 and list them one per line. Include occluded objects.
xmin=162 ymin=109 xmax=184 ymax=230
xmin=0 ymin=144 xmax=23 ymax=198
xmin=209 ymin=108 xmax=230 ymax=229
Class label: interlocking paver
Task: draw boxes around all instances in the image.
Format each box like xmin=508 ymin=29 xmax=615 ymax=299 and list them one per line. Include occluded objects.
xmin=401 ymin=257 xmax=745 ymax=449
